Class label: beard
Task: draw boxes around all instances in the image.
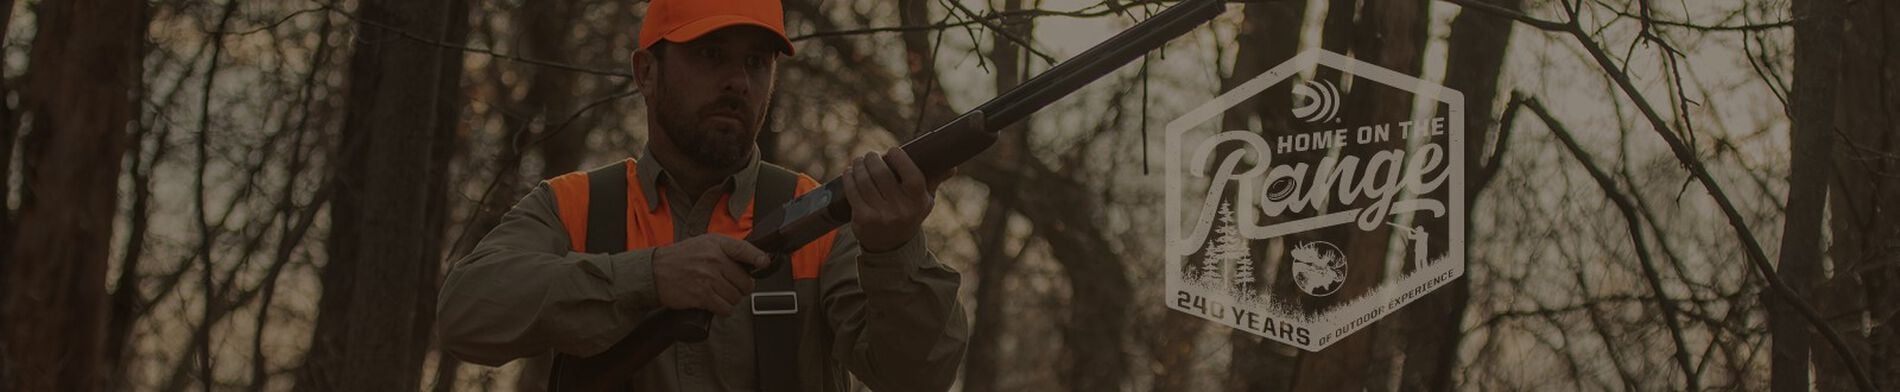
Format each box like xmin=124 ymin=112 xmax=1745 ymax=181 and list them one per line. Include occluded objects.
xmin=655 ymin=77 xmax=760 ymax=169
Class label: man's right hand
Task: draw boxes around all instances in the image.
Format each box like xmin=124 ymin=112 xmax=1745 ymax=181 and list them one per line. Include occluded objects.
xmin=651 ymin=235 xmax=770 ymax=315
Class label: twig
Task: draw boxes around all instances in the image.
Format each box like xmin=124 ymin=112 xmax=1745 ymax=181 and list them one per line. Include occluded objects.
xmin=318 ymin=3 xmax=632 ymax=78
xmin=788 ymin=0 xmax=1180 ymax=43
xmin=1741 ymin=23 xmax=1791 ymax=116
xmin=792 ymin=19 xmax=991 ymax=42
xmin=1440 ymin=0 xmax=1567 ymax=31
xmin=1563 ymin=252 xmax=1644 ymax=390
xmin=213 ymin=6 xmax=328 ymax=36
xmin=1444 ymin=1 xmax=1881 ymax=390
xmin=194 ymin=2 xmax=241 ymax=390
xmin=941 ymin=0 xmax=1058 ymax=64
xmin=1602 ymin=8 xmax=1794 ymax=32
xmin=1561 ymin=20 xmax=1876 ymax=392
xmin=1471 ymin=92 xmax=1523 ymax=194
xmin=443 ymin=87 xmax=642 ymax=263
xmin=1526 ymin=97 xmax=1701 ymax=391
xmin=314 ymin=0 xmax=1225 ymax=79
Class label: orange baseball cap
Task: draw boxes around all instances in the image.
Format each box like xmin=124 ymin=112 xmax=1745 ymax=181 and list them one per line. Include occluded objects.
xmin=639 ymin=0 xmax=794 ymax=55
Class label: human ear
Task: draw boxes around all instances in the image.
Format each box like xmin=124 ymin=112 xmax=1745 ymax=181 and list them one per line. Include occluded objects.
xmin=633 ymin=48 xmax=659 ymax=99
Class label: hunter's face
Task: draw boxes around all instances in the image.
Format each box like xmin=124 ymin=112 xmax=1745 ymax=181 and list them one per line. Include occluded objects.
xmin=639 ymin=26 xmax=782 ymax=169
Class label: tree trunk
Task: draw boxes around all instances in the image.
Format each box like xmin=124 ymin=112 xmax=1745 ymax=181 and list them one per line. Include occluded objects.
xmin=0 ymin=0 xmax=19 ymax=273
xmin=784 ymin=1 xmax=1143 ymax=389
xmin=299 ymin=0 xmax=463 ymax=389
xmin=1219 ymin=2 xmax=1305 ymax=391
xmin=106 ymin=98 xmax=170 ymax=391
xmin=518 ymin=0 xmax=585 ymax=178
xmin=962 ymin=1 xmax=1134 ymax=389
xmin=1394 ymin=1 xmax=1518 ymax=390
xmin=424 ymin=0 xmax=471 ymax=390
xmin=1292 ymin=1 xmax=1429 ymax=390
xmin=961 ymin=1 xmax=1031 ymax=389
xmin=1 ymin=0 xmax=146 ymax=390
xmin=500 ymin=3 xmax=610 ymax=390
xmin=963 ymin=156 xmax=1132 ymax=391
xmin=1772 ymin=0 xmax=1842 ymax=390
xmin=961 ymin=196 xmax=1021 ymax=392
xmin=1821 ymin=1 xmax=1900 ymax=390
xmin=1313 ymin=0 xmax=1356 ymax=86
xmin=899 ymin=0 xmax=957 ymax=136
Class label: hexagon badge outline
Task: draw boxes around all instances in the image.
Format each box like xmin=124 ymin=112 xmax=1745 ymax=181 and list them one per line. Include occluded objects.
xmin=1163 ymin=48 xmax=1465 ymax=352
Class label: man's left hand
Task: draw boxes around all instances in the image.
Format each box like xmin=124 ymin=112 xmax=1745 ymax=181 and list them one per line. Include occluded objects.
xmin=843 ymin=147 xmax=951 ymax=253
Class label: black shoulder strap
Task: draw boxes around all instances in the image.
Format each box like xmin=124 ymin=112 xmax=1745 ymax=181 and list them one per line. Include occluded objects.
xmin=752 ymin=163 xmax=802 ymax=392
xmin=548 ymin=160 xmax=631 ymax=391
xmin=549 ymin=160 xmax=803 ymax=391
xmin=584 ymin=160 xmax=629 ymax=254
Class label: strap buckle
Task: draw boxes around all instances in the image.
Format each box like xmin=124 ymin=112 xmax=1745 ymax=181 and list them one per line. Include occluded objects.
xmin=750 ymin=291 xmax=798 ymax=316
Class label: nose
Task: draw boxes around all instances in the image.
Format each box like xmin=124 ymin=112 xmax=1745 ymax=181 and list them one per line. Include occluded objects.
xmin=718 ymin=63 xmax=750 ymax=97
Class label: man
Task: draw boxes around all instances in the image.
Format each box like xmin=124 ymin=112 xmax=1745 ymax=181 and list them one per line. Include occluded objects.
xmin=435 ymin=0 xmax=969 ymax=390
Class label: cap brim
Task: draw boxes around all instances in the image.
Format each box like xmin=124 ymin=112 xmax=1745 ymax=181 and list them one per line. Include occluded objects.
xmin=659 ymin=15 xmax=795 ymax=55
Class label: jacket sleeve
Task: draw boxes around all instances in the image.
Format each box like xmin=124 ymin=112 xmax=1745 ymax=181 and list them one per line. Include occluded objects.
xmin=436 ymin=184 xmax=661 ymax=366
xmin=819 ymin=228 xmax=971 ymax=391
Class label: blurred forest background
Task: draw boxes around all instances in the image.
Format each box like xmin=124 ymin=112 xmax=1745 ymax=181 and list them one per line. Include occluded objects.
xmin=1 ymin=0 xmax=1895 ymax=390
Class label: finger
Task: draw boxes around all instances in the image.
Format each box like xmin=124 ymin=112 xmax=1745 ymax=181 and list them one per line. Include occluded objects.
xmin=861 ymin=152 xmax=905 ymax=201
xmin=711 ymin=235 xmax=770 ymax=270
xmin=717 ymin=262 xmax=755 ymax=294
xmin=843 ymin=161 xmax=871 ymax=215
xmin=707 ymin=273 xmax=742 ymax=307
xmin=852 ymin=155 xmax=891 ymax=207
xmin=885 ymin=147 xmax=927 ymax=196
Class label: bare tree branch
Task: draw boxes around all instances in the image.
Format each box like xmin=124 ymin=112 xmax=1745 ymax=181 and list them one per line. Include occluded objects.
xmin=317 ymin=2 xmax=632 ymax=78
xmin=1526 ymin=96 xmax=1701 ymax=391
xmin=1443 ymin=1 xmax=1879 ymax=389
xmin=1558 ymin=20 xmax=1876 ymax=392
xmin=1601 ymin=7 xmax=1794 ymax=32
xmin=1440 ymin=0 xmax=1567 ymax=30
xmin=193 ymin=2 xmax=242 ymax=388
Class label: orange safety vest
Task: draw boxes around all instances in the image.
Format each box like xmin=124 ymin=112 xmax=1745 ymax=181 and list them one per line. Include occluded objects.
xmin=542 ymin=158 xmax=838 ymax=391
xmin=543 ymin=158 xmax=839 ymax=279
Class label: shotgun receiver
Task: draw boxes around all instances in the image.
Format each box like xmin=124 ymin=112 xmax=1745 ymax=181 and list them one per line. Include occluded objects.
xmin=552 ymin=0 xmax=1226 ymax=388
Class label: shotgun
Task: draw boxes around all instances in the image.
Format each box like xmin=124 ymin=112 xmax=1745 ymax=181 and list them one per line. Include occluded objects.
xmin=553 ymin=0 xmax=1226 ymax=388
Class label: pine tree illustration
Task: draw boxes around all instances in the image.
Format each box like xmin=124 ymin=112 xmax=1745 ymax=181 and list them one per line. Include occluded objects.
xmin=1231 ymin=234 xmax=1256 ymax=295
xmin=1204 ymin=201 xmax=1251 ymax=294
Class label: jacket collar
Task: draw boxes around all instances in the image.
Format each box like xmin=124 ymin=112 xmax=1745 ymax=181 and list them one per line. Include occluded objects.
xmin=635 ymin=146 xmax=761 ymax=219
